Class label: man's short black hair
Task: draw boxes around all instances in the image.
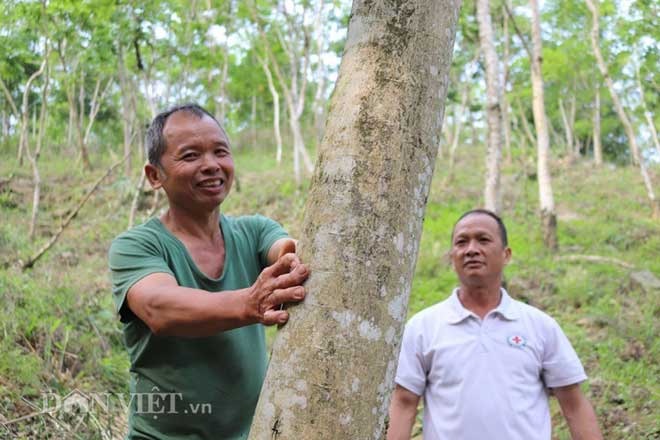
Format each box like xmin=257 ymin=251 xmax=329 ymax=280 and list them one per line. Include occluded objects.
xmin=145 ymin=103 xmax=223 ymax=167
xmin=451 ymin=209 xmax=508 ymax=247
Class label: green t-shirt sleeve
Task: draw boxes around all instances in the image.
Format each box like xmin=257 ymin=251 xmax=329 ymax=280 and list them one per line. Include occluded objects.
xmin=249 ymin=214 xmax=290 ymax=268
xmin=108 ymin=229 xmax=174 ymax=323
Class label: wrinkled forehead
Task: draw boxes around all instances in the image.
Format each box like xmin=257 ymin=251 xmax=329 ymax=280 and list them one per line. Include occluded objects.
xmin=452 ymin=213 xmax=501 ymax=238
xmin=163 ymin=111 xmax=229 ymax=144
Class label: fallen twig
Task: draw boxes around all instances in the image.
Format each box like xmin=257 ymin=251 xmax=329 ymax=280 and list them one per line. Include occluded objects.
xmin=556 ymin=254 xmax=634 ymax=269
xmin=0 ymin=173 xmax=14 ymax=188
xmin=21 ymin=154 xmax=128 ymax=270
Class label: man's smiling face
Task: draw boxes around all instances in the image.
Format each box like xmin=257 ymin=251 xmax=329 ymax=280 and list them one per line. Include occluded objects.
xmin=150 ymin=111 xmax=234 ymax=212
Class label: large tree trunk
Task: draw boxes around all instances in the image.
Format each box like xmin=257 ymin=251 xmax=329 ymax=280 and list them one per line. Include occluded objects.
xmin=477 ymin=0 xmax=503 ymax=214
xmin=584 ymin=0 xmax=658 ymax=217
xmin=593 ymin=83 xmax=602 ymax=165
xmin=248 ymin=1 xmax=461 ymax=438
xmin=530 ymin=0 xmax=558 ymax=250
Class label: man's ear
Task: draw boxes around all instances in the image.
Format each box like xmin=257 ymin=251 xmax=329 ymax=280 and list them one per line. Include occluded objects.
xmin=145 ymin=163 xmax=165 ymax=189
xmin=503 ymin=247 xmax=512 ymax=265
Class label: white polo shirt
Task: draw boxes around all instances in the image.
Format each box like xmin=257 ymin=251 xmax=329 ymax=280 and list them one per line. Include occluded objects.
xmin=395 ymin=288 xmax=587 ymax=440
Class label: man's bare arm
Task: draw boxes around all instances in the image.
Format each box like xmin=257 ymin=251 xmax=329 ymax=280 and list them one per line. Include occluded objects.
xmin=126 ymin=253 xmax=308 ymax=337
xmin=387 ymin=385 xmax=421 ymax=440
xmin=554 ymin=383 xmax=603 ymax=440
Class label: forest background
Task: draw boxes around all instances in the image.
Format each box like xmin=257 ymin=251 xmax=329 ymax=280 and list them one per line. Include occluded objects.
xmin=0 ymin=0 xmax=658 ymax=438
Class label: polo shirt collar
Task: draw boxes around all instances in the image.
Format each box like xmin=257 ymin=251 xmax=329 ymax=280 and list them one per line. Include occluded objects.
xmin=447 ymin=287 xmax=519 ymax=324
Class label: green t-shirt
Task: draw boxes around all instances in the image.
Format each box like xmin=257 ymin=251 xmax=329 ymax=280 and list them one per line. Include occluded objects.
xmin=108 ymin=214 xmax=288 ymax=440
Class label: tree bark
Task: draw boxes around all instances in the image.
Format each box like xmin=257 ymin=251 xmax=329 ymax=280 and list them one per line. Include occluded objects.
xmin=530 ymin=0 xmax=558 ymax=250
xmin=593 ymin=84 xmax=602 ymax=165
xmin=584 ymin=0 xmax=658 ymax=217
xmin=477 ymin=0 xmax=503 ymax=214
xmin=248 ymin=1 xmax=461 ymax=438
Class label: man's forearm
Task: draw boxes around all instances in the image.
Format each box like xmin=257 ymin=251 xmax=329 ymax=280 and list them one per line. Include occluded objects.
xmin=387 ymin=386 xmax=420 ymax=440
xmin=134 ymin=284 xmax=254 ymax=337
xmin=565 ymin=401 xmax=603 ymax=440
xmin=555 ymin=384 xmax=603 ymax=440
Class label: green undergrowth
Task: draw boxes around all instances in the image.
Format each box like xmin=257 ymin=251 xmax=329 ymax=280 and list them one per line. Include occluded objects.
xmin=0 ymin=144 xmax=658 ymax=439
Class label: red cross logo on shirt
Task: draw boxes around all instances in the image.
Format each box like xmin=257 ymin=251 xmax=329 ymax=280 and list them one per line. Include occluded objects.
xmin=507 ymin=334 xmax=527 ymax=348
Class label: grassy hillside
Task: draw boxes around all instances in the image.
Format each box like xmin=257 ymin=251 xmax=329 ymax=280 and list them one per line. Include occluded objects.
xmin=0 ymin=144 xmax=658 ymax=439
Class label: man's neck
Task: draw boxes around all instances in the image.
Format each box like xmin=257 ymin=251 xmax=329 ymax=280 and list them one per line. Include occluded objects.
xmin=457 ymin=283 xmax=502 ymax=320
xmin=160 ymin=205 xmax=222 ymax=242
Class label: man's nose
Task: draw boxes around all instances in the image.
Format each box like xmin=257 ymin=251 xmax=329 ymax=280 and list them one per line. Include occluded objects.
xmin=465 ymin=240 xmax=479 ymax=255
xmin=201 ymin=153 xmax=220 ymax=172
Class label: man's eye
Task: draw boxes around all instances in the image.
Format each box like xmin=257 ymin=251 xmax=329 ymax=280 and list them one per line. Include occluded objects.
xmin=216 ymin=149 xmax=229 ymax=156
xmin=183 ymin=153 xmax=198 ymax=160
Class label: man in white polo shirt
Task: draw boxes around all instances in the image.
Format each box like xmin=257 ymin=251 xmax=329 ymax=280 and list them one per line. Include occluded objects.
xmin=387 ymin=209 xmax=602 ymax=440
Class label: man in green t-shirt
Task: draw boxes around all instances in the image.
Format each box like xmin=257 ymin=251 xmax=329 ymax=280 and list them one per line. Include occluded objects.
xmin=108 ymin=103 xmax=309 ymax=439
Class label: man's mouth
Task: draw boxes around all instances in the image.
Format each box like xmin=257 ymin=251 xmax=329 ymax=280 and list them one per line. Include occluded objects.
xmin=464 ymin=260 xmax=484 ymax=267
xmin=198 ymin=178 xmax=224 ymax=188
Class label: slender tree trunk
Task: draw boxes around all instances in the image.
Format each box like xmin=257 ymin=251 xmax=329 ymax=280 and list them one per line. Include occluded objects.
xmin=248 ymin=1 xmax=461 ymax=438
xmin=66 ymin=95 xmax=75 ymax=150
xmin=252 ymin=4 xmax=315 ymax=180
xmin=287 ymin=102 xmax=305 ymax=184
xmin=251 ymin=93 xmax=257 ymax=148
xmin=446 ymin=85 xmax=469 ymax=184
xmin=118 ymin=42 xmax=134 ymax=177
xmin=585 ymin=0 xmax=658 ymax=217
xmin=501 ymin=2 xmax=513 ymax=164
xmin=559 ymin=97 xmax=574 ymax=157
xmin=128 ymin=166 xmax=148 ymax=229
xmin=76 ymin=71 xmax=92 ymax=170
xmin=18 ymin=58 xmax=48 ymax=166
xmin=569 ymin=94 xmax=577 ymax=156
xmin=260 ymin=58 xmax=283 ymax=165
xmin=215 ymin=41 xmax=230 ymax=127
xmin=592 ymin=84 xmax=603 ymax=165
xmin=517 ymin=99 xmax=537 ymax=147
xmin=28 ymin=58 xmax=50 ymax=239
xmin=311 ymin=0 xmax=327 ymax=145
xmin=530 ymin=0 xmax=558 ymax=250
xmin=635 ymin=64 xmax=660 ymax=157
xmin=1 ymin=109 xmax=7 ymax=148
xmin=477 ymin=0 xmax=503 ymax=214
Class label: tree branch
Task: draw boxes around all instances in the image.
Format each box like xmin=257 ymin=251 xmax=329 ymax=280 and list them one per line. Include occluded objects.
xmin=21 ymin=154 xmax=129 ymax=270
xmin=556 ymin=254 xmax=634 ymax=269
xmin=502 ymin=1 xmax=533 ymax=62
